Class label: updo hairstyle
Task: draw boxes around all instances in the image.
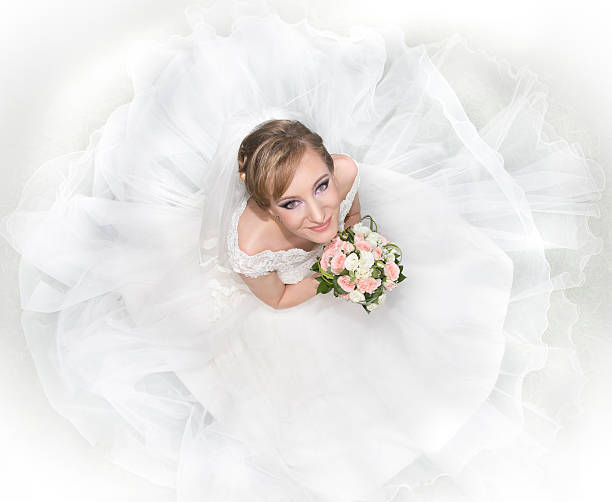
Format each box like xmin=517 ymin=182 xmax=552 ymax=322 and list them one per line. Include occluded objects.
xmin=237 ymin=119 xmax=334 ymax=210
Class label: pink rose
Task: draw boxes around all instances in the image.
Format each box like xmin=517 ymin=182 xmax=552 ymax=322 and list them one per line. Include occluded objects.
xmin=356 ymin=277 xmax=381 ymax=294
xmin=321 ymin=249 xmax=333 ymax=271
xmin=331 ymin=252 xmax=346 ymax=274
xmin=384 ymin=280 xmax=397 ymax=291
xmin=338 ymin=275 xmax=356 ymax=292
xmin=356 ymin=240 xmax=372 ymax=252
xmin=372 ymin=247 xmax=382 ymax=260
xmin=354 ymin=233 xmax=365 ymax=243
xmin=324 ymin=238 xmax=342 ymax=255
xmin=384 ymin=262 xmax=400 ymax=281
xmin=343 ymin=241 xmax=355 ymax=253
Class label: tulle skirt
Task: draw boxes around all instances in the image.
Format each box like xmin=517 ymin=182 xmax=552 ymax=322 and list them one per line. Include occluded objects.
xmin=0 ymin=1 xmax=605 ymax=501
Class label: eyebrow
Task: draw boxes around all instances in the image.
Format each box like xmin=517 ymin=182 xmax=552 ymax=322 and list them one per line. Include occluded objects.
xmin=277 ymin=173 xmax=329 ymax=203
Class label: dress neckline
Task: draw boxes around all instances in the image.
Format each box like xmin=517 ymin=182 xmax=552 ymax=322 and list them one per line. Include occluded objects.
xmin=231 ymin=155 xmax=360 ymax=260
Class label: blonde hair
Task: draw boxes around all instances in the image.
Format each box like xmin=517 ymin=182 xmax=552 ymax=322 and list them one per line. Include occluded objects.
xmin=237 ymin=119 xmax=334 ymax=209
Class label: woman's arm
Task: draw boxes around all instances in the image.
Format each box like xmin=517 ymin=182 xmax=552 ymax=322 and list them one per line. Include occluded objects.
xmin=239 ymin=190 xmax=361 ymax=310
xmin=343 ymin=192 xmax=362 ymax=229
xmin=239 ymin=270 xmax=322 ymax=310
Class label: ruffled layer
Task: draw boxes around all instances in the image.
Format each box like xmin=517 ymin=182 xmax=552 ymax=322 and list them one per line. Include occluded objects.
xmin=354 ymin=33 xmax=606 ymax=502
xmin=0 ymin=0 xmax=605 ymax=501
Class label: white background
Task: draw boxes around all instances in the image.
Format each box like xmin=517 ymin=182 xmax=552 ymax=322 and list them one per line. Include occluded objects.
xmin=1 ymin=0 xmax=610 ymax=501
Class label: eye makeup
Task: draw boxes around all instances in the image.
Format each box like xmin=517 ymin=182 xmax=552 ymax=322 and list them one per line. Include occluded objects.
xmin=280 ymin=177 xmax=329 ymax=210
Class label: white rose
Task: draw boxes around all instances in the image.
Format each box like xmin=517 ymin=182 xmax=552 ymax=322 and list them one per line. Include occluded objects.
xmin=353 ymin=223 xmax=370 ymax=236
xmin=366 ymin=302 xmax=379 ymax=311
xmin=355 ymin=266 xmax=371 ymax=279
xmin=371 ymin=231 xmax=383 ymax=242
xmin=349 ymin=290 xmax=365 ymax=303
xmin=378 ymin=293 xmax=386 ymax=305
xmin=344 ymin=253 xmax=359 ymax=271
xmin=359 ymin=250 xmax=374 ymax=269
xmin=366 ymin=234 xmax=379 ymax=248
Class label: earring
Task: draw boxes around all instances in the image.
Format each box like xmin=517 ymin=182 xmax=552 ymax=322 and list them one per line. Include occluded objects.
xmin=275 ymin=215 xmax=281 ymax=222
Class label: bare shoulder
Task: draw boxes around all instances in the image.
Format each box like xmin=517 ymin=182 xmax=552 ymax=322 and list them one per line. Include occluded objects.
xmin=331 ymin=153 xmax=358 ymax=200
xmin=236 ymin=199 xmax=276 ymax=257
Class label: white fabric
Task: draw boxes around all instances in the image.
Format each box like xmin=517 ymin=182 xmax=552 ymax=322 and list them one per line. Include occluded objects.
xmin=226 ymin=157 xmax=360 ymax=282
xmin=0 ymin=0 xmax=606 ymax=501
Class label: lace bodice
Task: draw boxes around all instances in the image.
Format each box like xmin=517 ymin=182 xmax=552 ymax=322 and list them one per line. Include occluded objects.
xmin=226 ymin=157 xmax=360 ymax=284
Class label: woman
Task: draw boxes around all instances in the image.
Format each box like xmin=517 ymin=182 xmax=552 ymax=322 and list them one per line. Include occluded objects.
xmin=0 ymin=0 xmax=604 ymax=501
xmin=229 ymin=119 xmax=361 ymax=309
xmin=180 ymin=112 xmax=518 ymax=501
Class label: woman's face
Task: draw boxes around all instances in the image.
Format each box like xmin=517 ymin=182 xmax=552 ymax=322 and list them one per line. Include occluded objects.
xmin=267 ymin=148 xmax=340 ymax=244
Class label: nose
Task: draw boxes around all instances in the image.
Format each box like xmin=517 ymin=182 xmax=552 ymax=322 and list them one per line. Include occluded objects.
xmin=309 ymin=201 xmax=326 ymax=225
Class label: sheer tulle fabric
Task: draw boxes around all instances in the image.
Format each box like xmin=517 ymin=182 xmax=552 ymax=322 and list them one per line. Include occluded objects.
xmin=0 ymin=1 xmax=604 ymax=501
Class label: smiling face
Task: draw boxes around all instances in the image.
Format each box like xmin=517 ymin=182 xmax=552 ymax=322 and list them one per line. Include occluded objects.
xmin=267 ymin=147 xmax=340 ymax=244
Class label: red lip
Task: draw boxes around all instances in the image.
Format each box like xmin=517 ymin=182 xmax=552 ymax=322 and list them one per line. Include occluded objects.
xmin=309 ymin=216 xmax=331 ymax=232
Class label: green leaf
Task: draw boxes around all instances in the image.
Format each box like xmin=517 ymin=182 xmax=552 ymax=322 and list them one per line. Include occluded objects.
xmin=317 ymin=281 xmax=332 ymax=294
xmin=363 ymin=287 xmax=383 ymax=305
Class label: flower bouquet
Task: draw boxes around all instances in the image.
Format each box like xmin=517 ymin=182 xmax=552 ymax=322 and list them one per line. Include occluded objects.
xmin=310 ymin=215 xmax=406 ymax=312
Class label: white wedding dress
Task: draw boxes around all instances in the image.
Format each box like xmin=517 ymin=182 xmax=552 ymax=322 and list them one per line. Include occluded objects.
xmin=1 ymin=1 xmax=605 ymax=501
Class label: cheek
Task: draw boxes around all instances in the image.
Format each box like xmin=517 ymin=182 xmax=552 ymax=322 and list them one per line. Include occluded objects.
xmin=327 ymin=185 xmax=340 ymax=209
xmin=322 ymin=182 xmax=337 ymax=201
xmin=282 ymin=212 xmax=305 ymax=230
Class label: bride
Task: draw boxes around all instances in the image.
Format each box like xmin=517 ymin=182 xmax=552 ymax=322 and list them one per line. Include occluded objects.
xmin=179 ymin=115 xmax=518 ymax=500
xmin=0 ymin=0 xmax=605 ymax=501
xmin=230 ymin=119 xmax=361 ymax=308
